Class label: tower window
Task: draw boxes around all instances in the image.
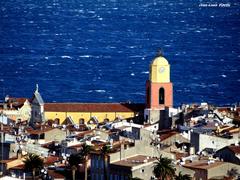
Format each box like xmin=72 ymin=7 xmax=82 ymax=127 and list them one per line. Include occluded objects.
xmin=159 ymin=87 xmax=165 ymax=104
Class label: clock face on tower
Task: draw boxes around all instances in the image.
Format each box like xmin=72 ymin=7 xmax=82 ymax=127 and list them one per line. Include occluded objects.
xmin=159 ymin=67 xmax=165 ymax=73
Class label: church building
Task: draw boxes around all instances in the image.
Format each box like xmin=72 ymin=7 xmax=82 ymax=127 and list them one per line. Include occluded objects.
xmin=144 ymin=52 xmax=173 ymax=129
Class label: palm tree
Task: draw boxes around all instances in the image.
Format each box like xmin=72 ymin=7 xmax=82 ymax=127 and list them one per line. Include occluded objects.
xmin=68 ymin=153 xmax=82 ymax=180
xmin=79 ymin=143 xmax=92 ymax=180
xmin=175 ymin=172 xmax=191 ymax=180
xmin=101 ymin=144 xmax=111 ymax=180
xmin=153 ymin=155 xmax=175 ymax=180
xmin=227 ymin=168 xmax=239 ymax=179
xmin=23 ymin=153 xmax=44 ymax=180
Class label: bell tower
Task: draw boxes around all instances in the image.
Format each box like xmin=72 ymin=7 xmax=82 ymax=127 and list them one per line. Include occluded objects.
xmin=145 ymin=51 xmax=173 ymax=126
xmin=146 ymin=52 xmax=173 ymax=109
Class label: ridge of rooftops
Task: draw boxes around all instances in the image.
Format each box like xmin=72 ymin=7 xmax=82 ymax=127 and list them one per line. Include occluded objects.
xmin=1 ymin=100 xmax=146 ymax=112
xmin=44 ymin=103 xmax=145 ymax=112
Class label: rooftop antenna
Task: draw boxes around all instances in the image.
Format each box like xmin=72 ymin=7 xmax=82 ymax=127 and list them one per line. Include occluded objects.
xmin=156 ymin=48 xmax=164 ymax=57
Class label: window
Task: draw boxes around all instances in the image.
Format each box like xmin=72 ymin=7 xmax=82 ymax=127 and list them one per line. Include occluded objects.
xmin=79 ymin=118 xmax=85 ymax=125
xmin=54 ymin=118 xmax=60 ymax=125
xmin=159 ymin=87 xmax=165 ymax=104
xmin=104 ymin=118 xmax=109 ymax=123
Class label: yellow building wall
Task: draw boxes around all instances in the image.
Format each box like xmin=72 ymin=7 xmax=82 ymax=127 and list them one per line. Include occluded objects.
xmin=150 ymin=64 xmax=170 ymax=83
xmin=66 ymin=112 xmax=91 ymax=124
xmin=116 ymin=112 xmax=134 ymax=119
xmin=45 ymin=111 xmax=135 ymax=124
xmin=91 ymin=112 xmax=116 ymax=122
xmin=44 ymin=112 xmax=67 ymax=124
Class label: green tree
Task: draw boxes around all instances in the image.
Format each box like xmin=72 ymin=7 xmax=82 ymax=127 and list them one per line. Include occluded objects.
xmin=153 ymin=155 xmax=175 ymax=180
xmin=101 ymin=144 xmax=111 ymax=180
xmin=175 ymin=172 xmax=191 ymax=180
xmin=79 ymin=143 xmax=92 ymax=180
xmin=23 ymin=153 xmax=44 ymax=180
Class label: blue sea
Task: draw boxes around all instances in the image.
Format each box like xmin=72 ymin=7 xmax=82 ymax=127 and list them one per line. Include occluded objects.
xmin=0 ymin=0 xmax=239 ymax=106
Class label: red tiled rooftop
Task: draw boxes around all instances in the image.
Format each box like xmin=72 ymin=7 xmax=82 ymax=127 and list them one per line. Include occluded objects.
xmin=217 ymin=107 xmax=231 ymax=112
xmin=44 ymin=103 xmax=145 ymax=112
xmin=228 ymin=145 xmax=240 ymax=154
xmin=8 ymin=97 xmax=28 ymax=104
xmin=44 ymin=156 xmax=60 ymax=165
xmin=159 ymin=131 xmax=178 ymax=141
xmin=26 ymin=127 xmax=54 ymax=135
xmin=173 ymin=152 xmax=189 ymax=160
xmin=4 ymin=97 xmax=29 ymax=109
xmin=0 ymin=123 xmax=15 ymax=134
xmin=76 ymin=130 xmax=93 ymax=137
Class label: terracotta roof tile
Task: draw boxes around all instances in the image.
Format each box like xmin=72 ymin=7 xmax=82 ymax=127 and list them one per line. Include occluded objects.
xmin=217 ymin=107 xmax=231 ymax=112
xmin=6 ymin=97 xmax=29 ymax=109
xmin=44 ymin=103 xmax=145 ymax=113
xmin=159 ymin=131 xmax=178 ymax=141
xmin=228 ymin=145 xmax=240 ymax=154
xmin=27 ymin=127 xmax=54 ymax=135
xmin=44 ymin=156 xmax=60 ymax=165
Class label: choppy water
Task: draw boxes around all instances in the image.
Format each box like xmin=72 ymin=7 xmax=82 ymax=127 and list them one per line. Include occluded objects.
xmin=0 ymin=0 xmax=240 ymax=106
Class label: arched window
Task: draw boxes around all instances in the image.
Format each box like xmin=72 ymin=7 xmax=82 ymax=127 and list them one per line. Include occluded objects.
xmin=104 ymin=118 xmax=110 ymax=123
xmin=79 ymin=118 xmax=85 ymax=125
xmin=159 ymin=87 xmax=165 ymax=104
xmin=54 ymin=118 xmax=60 ymax=125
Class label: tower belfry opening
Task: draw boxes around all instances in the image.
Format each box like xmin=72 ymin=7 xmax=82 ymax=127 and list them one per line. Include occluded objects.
xmin=144 ymin=52 xmax=173 ymax=128
xmin=159 ymin=87 xmax=165 ymax=104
